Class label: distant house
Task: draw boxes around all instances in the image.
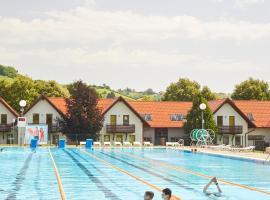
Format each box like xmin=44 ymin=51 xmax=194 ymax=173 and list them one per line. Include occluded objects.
xmin=8 ymin=95 xmax=270 ymax=150
xmin=24 ymin=95 xmax=66 ymax=144
xmin=0 ymin=97 xmax=19 ymax=144
xmin=209 ymin=98 xmax=270 ymax=150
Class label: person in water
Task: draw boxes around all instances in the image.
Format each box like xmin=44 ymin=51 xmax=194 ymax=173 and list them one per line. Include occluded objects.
xmin=144 ymin=191 xmax=154 ymax=200
xmin=203 ymin=177 xmax=222 ymax=197
xmin=161 ymin=188 xmax=172 ymax=200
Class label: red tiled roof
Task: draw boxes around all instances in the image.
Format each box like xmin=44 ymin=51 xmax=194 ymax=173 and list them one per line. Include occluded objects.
xmin=208 ymin=99 xmax=226 ymax=112
xmin=33 ymin=96 xmax=270 ymax=128
xmin=47 ymin=97 xmax=67 ymax=115
xmin=129 ymin=101 xmax=193 ymax=128
xmin=97 ymin=99 xmax=116 ymax=114
xmin=233 ymin=100 xmax=270 ymax=128
xmin=47 ymin=97 xmax=116 ymax=116
xmin=0 ymin=96 xmax=19 ymax=117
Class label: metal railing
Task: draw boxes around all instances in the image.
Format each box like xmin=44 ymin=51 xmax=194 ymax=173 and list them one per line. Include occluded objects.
xmin=0 ymin=124 xmax=12 ymax=132
xmin=106 ymin=124 xmax=135 ymax=133
xmin=217 ymin=125 xmax=243 ymax=134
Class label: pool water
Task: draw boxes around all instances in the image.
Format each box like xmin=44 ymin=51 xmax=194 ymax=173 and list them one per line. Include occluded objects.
xmin=1 ymin=147 xmax=270 ymax=200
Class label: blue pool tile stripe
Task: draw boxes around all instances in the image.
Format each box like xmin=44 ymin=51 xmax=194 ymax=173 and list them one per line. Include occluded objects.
xmin=80 ymin=149 xmax=182 ymax=200
xmin=5 ymin=153 xmax=33 ymax=200
xmin=63 ymin=149 xmax=121 ymax=200
xmin=99 ymin=151 xmax=198 ymax=193
xmin=69 ymin=149 xmax=143 ymax=197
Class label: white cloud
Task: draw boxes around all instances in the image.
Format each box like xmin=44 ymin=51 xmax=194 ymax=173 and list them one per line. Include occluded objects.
xmin=0 ymin=4 xmax=269 ymax=91
xmin=213 ymin=0 xmax=265 ymax=7
xmin=0 ymin=6 xmax=270 ymax=47
xmin=234 ymin=0 xmax=265 ymax=7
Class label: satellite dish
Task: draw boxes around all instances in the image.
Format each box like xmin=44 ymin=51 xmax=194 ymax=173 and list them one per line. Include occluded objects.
xmin=199 ymin=103 xmax=206 ymax=110
xmin=19 ymin=100 xmax=27 ymax=107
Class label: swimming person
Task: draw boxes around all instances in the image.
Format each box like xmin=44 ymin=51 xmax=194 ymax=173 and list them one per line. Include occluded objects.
xmin=144 ymin=191 xmax=154 ymax=200
xmin=203 ymin=177 xmax=222 ymax=197
xmin=161 ymin=188 xmax=172 ymax=200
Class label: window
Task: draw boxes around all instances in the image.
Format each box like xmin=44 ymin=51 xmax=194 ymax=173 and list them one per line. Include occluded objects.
xmin=110 ymin=115 xmax=117 ymax=125
xmin=129 ymin=135 xmax=135 ymax=143
xmin=104 ymin=135 xmax=110 ymax=142
xmin=141 ymin=114 xmax=152 ymax=121
xmin=229 ymin=116 xmax=235 ymax=126
xmin=223 ymin=135 xmax=229 ymax=145
xmin=217 ymin=116 xmax=223 ymax=126
xmin=33 ymin=113 xmax=39 ymax=124
xmin=123 ymin=115 xmax=129 ymax=125
xmin=1 ymin=114 xmax=7 ymax=125
xmin=46 ymin=114 xmax=53 ymax=125
xmin=170 ymin=114 xmax=185 ymax=121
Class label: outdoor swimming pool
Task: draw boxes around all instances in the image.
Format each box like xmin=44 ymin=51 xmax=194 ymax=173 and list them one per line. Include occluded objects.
xmin=0 ymin=147 xmax=270 ymax=200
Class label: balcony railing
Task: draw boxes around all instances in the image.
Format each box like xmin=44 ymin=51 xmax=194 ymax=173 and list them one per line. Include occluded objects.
xmin=106 ymin=124 xmax=135 ymax=133
xmin=0 ymin=124 xmax=12 ymax=132
xmin=217 ymin=125 xmax=243 ymax=135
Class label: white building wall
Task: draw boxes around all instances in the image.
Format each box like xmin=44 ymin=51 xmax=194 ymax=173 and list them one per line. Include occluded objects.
xmin=213 ymin=103 xmax=248 ymax=146
xmin=99 ymin=102 xmax=143 ymax=144
xmin=0 ymin=101 xmax=17 ymax=144
xmin=0 ymin=102 xmax=17 ymax=124
xmin=143 ymin=127 xmax=185 ymax=144
xmin=24 ymin=99 xmax=62 ymax=124
xmin=168 ymin=128 xmax=185 ymax=141
xmin=247 ymin=128 xmax=270 ymax=146
xmin=24 ymin=99 xmax=65 ymax=143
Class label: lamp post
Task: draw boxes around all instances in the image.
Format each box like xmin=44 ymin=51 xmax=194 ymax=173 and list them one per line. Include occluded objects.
xmin=18 ymin=100 xmax=27 ymax=146
xmin=199 ymin=103 xmax=206 ymax=129
xmin=19 ymin=100 xmax=27 ymax=116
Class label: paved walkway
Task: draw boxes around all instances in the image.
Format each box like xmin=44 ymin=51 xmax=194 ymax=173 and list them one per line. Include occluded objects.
xmin=179 ymin=146 xmax=270 ymax=161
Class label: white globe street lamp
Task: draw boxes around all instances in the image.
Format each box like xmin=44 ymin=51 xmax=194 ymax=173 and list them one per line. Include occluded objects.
xmin=19 ymin=100 xmax=27 ymax=116
xmin=199 ymin=103 xmax=206 ymax=129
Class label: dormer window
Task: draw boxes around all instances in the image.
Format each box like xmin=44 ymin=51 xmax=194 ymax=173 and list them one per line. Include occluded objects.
xmin=170 ymin=114 xmax=185 ymax=121
xmin=247 ymin=113 xmax=255 ymax=121
xmin=141 ymin=114 xmax=152 ymax=121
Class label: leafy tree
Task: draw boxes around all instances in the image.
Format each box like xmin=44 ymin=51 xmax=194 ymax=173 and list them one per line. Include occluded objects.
xmin=0 ymin=75 xmax=69 ymax=112
xmin=201 ymin=86 xmax=217 ymax=101
xmin=106 ymin=91 xmax=116 ymax=99
xmin=34 ymin=80 xmax=69 ymax=97
xmin=0 ymin=75 xmax=39 ymax=112
xmin=163 ymin=78 xmax=201 ymax=101
xmin=184 ymin=94 xmax=217 ymax=135
xmin=141 ymin=95 xmax=155 ymax=101
xmin=0 ymin=64 xmax=18 ymax=78
xmin=143 ymin=88 xmax=155 ymax=95
xmin=57 ymin=81 xmax=104 ymax=144
xmin=231 ymin=78 xmax=270 ymax=100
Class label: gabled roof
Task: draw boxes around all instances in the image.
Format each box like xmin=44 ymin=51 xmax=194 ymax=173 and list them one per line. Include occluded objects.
xmin=233 ymin=100 xmax=270 ymax=128
xmin=0 ymin=97 xmax=19 ymax=117
xmin=209 ymin=98 xmax=256 ymax=128
xmin=26 ymin=95 xmax=270 ymax=128
xmin=101 ymin=97 xmax=150 ymax=126
xmin=24 ymin=95 xmax=66 ymax=117
xmin=129 ymin=101 xmax=192 ymax=128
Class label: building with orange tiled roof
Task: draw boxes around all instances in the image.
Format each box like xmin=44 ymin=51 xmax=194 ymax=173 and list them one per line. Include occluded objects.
xmin=20 ymin=95 xmax=270 ymax=150
xmin=0 ymin=97 xmax=19 ymax=144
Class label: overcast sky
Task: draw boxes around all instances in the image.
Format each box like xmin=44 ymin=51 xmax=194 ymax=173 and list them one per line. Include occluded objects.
xmin=0 ymin=0 xmax=269 ymax=93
